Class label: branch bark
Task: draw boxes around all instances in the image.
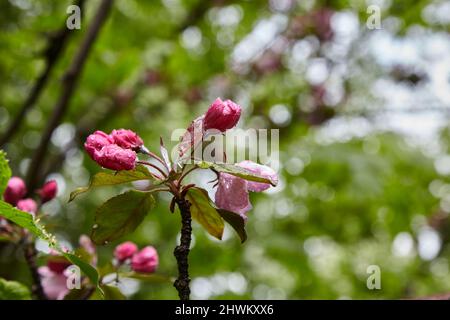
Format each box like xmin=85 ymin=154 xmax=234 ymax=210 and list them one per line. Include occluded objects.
xmin=23 ymin=234 xmax=46 ymax=300
xmin=25 ymin=0 xmax=114 ymax=192
xmin=0 ymin=0 xmax=86 ymax=148
xmin=173 ymin=197 xmax=192 ymax=300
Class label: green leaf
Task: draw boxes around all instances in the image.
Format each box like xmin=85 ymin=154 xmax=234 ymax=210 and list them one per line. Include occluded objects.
xmin=63 ymin=287 xmax=94 ymax=300
xmin=218 ymin=209 xmax=248 ymax=243
xmin=196 ymin=161 xmax=277 ymax=186
xmin=0 ymin=201 xmax=49 ymax=240
xmin=62 ymin=252 xmax=100 ymax=289
xmin=91 ymin=190 xmax=155 ymax=245
xmin=0 ymin=151 xmax=12 ymax=197
xmin=185 ymin=187 xmax=224 ymax=240
xmin=0 ymin=278 xmax=31 ymax=300
xmin=0 ymin=201 xmax=101 ymax=294
xmin=101 ymin=284 xmax=126 ymax=300
xmin=69 ymin=165 xmax=154 ymax=202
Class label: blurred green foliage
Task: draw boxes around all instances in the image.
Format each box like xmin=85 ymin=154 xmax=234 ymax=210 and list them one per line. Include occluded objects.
xmin=1 ymin=0 xmax=450 ymax=299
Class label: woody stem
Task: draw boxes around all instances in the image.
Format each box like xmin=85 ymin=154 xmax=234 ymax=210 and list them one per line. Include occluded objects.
xmin=137 ymin=161 xmax=167 ymax=179
xmin=173 ymin=196 xmax=192 ymax=300
xmin=23 ymin=233 xmax=47 ymax=300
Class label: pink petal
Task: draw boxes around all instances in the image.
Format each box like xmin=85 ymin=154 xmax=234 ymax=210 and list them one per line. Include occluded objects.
xmin=215 ymin=173 xmax=252 ymax=217
xmin=237 ymin=160 xmax=278 ymax=192
xmin=38 ymin=266 xmax=69 ymax=300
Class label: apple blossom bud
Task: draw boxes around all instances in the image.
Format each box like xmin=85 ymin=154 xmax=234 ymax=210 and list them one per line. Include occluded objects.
xmin=3 ymin=177 xmax=27 ymax=206
xmin=95 ymin=145 xmax=137 ymax=171
xmin=114 ymin=241 xmax=138 ymax=262
xmin=203 ymin=98 xmax=241 ymax=132
xmin=17 ymin=198 xmax=37 ymax=215
xmin=84 ymin=131 xmax=114 ymax=161
xmin=38 ymin=180 xmax=58 ymax=203
xmin=131 ymin=246 xmax=159 ymax=273
xmin=110 ymin=129 xmax=144 ymax=151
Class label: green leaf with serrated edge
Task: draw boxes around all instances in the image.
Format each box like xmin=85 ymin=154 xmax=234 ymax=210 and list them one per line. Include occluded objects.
xmin=0 ymin=201 xmax=48 ymax=239
xmin=217 ymin=209 xmax=247 ymax=243
xmin=91 ymin=190 xmax=155 ymax=245
xmin=0 ymin=278 xmax=31 ymax=300
xmin=0 ymin=201 xmax=101 ymax=295
xmin=62 ymin=252 xmax=99 ymax=286
xmin=196 ymin=161 xmax=277 ymax=186
xmin=0 ymin=151 xmax=12 ymax=197
xmin=69 ymin=165 xmax=154 ymax=202
xmin=185 ymin=187 xmax=224 ymax=240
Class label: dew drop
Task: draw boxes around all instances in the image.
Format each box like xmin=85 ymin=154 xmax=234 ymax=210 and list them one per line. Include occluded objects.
xmin=93 ymin=224 xmax=98 ymax=229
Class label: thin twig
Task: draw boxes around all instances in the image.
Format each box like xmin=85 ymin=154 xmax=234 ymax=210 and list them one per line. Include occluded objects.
xmin=0 ymin=0 xmax=86 ymax=147
xmin=141 ymin=149 xmax=169 ymax=173
xmin=137 ymin=160 xmax=167 ymax=179
xmin=22 ymin=233 xmax=46 ymax=300
xmin=173 ymin=197 xmax=192 ymax=300
xmin=178 ymin=165 xmax=198 ymax=185
xmin=25 ymin=0 xmax=114 ymax=192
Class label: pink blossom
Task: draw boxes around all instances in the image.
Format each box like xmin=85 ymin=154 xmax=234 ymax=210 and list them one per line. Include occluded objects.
xmin=203 ymin=98 xmax=241 ymax=132
xmin=110 ymin=129 xmax=144 ymax=151
xmin=38 ymin=266 xmax=69 ymax=300
xmin=114 ymin=241 xmax=138 ymax=262
xmin=215 ymin=173 xmax=252 ymax=218
xmin=214 ymin=161 xmax=278 ymax=218
xmin=84 ymin=130 xmax=114 ymax=161
xmin=17 ymin=198 xmax=37 ymax=215
xmin=79 ymin=235 xmax=97 ymax=265
xmin=38 ymin=180 xmax=57 ymax=203
xmin=131 ymin=246 xmax=159 ymax=273
xmin=237 ymin=161 xmax=278 ymax=192
xmin=3 ymin=177 xmax=27 ymax=206
xmin=95 ymin=144 xmax=137 ymax=171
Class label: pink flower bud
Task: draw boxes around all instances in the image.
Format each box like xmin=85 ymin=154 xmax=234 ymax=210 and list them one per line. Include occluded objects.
xmin=17 ymin=198 xmax=37 ymax=215
xmin=131 ymin=246 xmax=159 ymax=273
xmin=111 ymin=129 xmax=144 ymax=151
xmin=38 ymin=180 xmax=58 ymax=203
xmin=84 ymin=131 xmax=114 ymax=161
xmin=95 ymin=144 xmax=137 ymax=171
xmin=3 ymin=177 xmax=27 ymax=206
xmin=203 ymin=98 xmax=241 ymax=132
xmin=114 ymin=241 xmax=138 ymax=262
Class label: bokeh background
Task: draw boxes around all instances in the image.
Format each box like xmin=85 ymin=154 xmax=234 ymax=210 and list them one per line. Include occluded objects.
xmin=1 ymin=0 xmax=450 ymax=299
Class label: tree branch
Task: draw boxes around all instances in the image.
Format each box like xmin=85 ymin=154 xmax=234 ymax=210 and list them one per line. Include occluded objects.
xmin=23 ymin=234 xmax=46 ymax=300
xmin=173 ymin=197 xmax=192 ymax=300
xmin=25 ymin=0 xmax=114 ymax=192
xmin=0 ymin=0 xmax=86 ymax=147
